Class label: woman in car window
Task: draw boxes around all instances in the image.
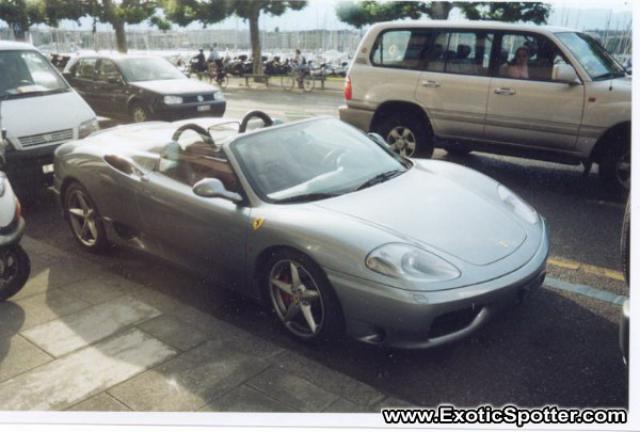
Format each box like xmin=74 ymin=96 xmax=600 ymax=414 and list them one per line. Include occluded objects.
xmin=506 ymin=46 xmax=529 ymax=79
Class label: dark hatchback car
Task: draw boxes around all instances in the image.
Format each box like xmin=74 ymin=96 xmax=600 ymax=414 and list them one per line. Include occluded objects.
xmin=63 ymin=54 xmax=225 ymax=122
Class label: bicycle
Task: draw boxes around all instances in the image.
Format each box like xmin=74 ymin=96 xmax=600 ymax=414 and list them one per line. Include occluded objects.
xmin=282 ymin=65 xmax=314 ymax=93
xmin=207 ymin=62 xmax=229 ymax=89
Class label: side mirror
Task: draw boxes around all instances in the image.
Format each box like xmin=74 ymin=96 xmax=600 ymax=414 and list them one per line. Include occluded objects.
xmin=193 ymin=178 xmax=242 ymax=203
xmin=552 ymin=64 xmax=580 ymax=85
xmin=107 ymin=76 xmax=122 ymax=85
xmin=367 ymin=132 xmax=389 ymax=148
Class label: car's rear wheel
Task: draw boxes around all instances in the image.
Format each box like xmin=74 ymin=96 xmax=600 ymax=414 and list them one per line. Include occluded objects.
xmin=64 ymin=182 xmax=109 ymax=253
xmin=130 ymin=102 xmax=150 ymax=123
xmin=0 ymin=245 xmax=30 ymax=301
xmin=265 ymin=250 xmax=343 ymax=342
xmin=599 ymin=142 xmax=630 ymax=196
xmin=375 ymin=112 xmax=433 ymax=158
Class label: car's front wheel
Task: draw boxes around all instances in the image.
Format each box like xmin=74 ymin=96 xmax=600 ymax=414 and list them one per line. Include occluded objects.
xmin=265 ymin=250 xmax=343 ymax=342
xmin=130 ymin=102 xmax=150 ymax=123
xmin=64 ymin=182 xmax=109 ymax=253
xmin=375 ymin=112 xmax=433 ymax=158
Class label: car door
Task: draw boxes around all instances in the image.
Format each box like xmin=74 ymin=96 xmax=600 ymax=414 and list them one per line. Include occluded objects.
xmin=415 ymin=30 xmax=495 ymax=140
xmin=94 ymin=59 xmax=129 ymax=118
xmin=70 ymin=57 xmax=98 ymax=110
xmin=137 ymin=144 xmax=252 ymax=285
xmin=484 ymin=32 xmax=585 ymax=150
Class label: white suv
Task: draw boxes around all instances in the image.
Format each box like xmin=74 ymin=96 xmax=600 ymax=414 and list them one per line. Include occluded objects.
xmin=339 ymin=21 xmax=631 ymax=194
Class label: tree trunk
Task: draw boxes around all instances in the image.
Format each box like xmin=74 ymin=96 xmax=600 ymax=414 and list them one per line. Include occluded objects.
xmin=430 ymin=2 xmax=453 ymax=20
xmin=10 ymin=23 xmax=27 ymax=41
xmin=248 ymin=10 xmax=262 ymax=75
xmin=113 ymin=19 xmax=127 ymax=53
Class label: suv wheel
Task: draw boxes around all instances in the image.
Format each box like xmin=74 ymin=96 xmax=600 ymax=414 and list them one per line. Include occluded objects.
xmin=375 ymin=112 xmax=433 ymax=158
xmin=600 ymin=143 xmax=630 ymax=196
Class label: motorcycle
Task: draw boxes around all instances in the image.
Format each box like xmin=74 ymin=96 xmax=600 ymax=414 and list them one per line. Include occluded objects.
xmin=0 ymin=101 xmax=31 ymax=301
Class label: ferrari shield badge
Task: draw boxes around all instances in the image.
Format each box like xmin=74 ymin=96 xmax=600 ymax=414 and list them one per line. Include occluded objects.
xmin=252 ymin=217 xmax=265 ymax=231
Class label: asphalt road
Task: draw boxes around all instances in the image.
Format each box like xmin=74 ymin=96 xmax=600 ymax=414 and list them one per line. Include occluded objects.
xmin=18 ymin=83 xmax=629 ymax=409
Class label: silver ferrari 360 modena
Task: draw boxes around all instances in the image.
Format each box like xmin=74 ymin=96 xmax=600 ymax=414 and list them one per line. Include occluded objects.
xmin=53 ymin=111 xmax=549 ymax=349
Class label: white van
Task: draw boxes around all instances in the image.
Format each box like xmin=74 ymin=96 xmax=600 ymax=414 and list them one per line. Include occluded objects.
xmin=0 ymin=41 xmax=97 ymax=190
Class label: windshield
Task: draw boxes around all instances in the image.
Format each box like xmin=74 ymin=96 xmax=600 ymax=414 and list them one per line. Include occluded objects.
xmin=0 ymin=50 xmax=68 ymax=100
xmin=231 ymin=118 xmax=409 ymax=203
xmin=555 ymin=32 xmax=626 ymax=80
xmin=118 ymin=57 xmax=186 ymax=82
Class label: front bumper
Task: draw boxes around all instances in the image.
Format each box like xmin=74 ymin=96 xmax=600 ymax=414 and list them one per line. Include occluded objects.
xmin=620 ymin=299 xmax=629 ymax=365
xmin=4 ymin=144 xmax=61 ymax=188
xmin=153 ymin=100 xmax=226 ymax=121
xmin=338 ymin=104 xmax=374 ymax=132
xmin=328 ymin=220 xmax=550 ymax=349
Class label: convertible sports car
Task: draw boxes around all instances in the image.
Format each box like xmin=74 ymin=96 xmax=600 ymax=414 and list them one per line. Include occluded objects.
xmin=53 ymin=112 xmax=549 ymax=349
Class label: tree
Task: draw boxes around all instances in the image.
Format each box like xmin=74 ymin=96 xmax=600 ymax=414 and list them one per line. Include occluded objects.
xmin=98 ymin=0 xmax=158 ymax=53
xmin=161 ymin=0 xmax=308 ymax=75
xmin=225 ymin=0 xmax=307 ymax=75
xmin=0 ymin=0 xmax=45 ymax=40
xmin=458 ymin=2 xmax=551 ymax=25
xmin=336 ymin=1 xmax=551 ymax=28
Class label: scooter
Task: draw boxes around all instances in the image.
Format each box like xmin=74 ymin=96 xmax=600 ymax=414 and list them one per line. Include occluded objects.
xmin=0 ymin=101 xmax=31 ymax=301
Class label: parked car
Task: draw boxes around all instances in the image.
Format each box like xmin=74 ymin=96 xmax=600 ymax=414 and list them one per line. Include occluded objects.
xmin=0 ymin=41 xmax=98 ymax=191
xmin=63 ymin=54 xmax=225 ymax=123
xmin=339 ymin=21 xmax=631 ymax=194
xmin=54 ymin=112 xmax=548 ymax=348
xmin=620 ymin=198 xmax=630 ymax=365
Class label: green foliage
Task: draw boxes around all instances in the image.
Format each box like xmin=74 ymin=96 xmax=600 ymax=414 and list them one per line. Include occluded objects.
xmin=0 ymin=0 xmax=46 ymax=33
xmin=336 ymin=1 xmax=551 ymax=28
xmin=459 ymin=2 xmax=551 ymax=25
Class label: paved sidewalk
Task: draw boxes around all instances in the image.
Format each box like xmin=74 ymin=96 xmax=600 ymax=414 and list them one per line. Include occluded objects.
xmin=0 ymin=236 xmax=408 ymax=412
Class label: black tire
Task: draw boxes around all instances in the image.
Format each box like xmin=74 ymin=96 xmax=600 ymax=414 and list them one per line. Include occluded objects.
xmin=621 ymin=197 xmax=630 ymax=286
xmin=374 ymin=111 xmax=433 ymax=158
xmin=0 ymin=244 xmax=30 ymax=301
xmin=264 ymin=249 xmax=344 ymax=342
xmin=63 ymin=182 xmax=109 ymax=253
xmin=129 ymin=102 xmax=150 ymax=123
xmin=599 ymin=141 xmax=630 ymax=196
xmin=446 ymin=144 xmax=471 ymax=158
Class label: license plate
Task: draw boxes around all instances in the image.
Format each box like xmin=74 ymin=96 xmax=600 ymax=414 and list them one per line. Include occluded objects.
xmin=197 ymin=105 xmax=211 ymax=112
xmin=42 ymin=164 xmax=54 ymax=174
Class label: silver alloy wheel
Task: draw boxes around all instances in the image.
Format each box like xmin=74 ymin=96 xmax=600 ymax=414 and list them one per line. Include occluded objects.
xmin=0 ymin=249 xmax=18 ymax=288
xmin=132 ymin=106 xmax=148 ymax=123
xmin=615 ymin=150 xmax=631 ymax=191
xmin=269 ymin=259 xmax=324 ymax=338
xmin=386 ymin=126 xmax=417 ymax=157
xmin=67 ymin=189 xmax=99 ymax=247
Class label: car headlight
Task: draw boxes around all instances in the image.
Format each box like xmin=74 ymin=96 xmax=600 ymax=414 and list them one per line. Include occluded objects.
xmin=78 ymin=118 xmax=99 ymax=139
xmin=497 ymin=184 xmax=538 ymax=224
xmin=365 ymin=243 xmax=460 ymax=282
xmin=164 ymin=95 xmax=183 ymax=105
xmin=213 ymin=91 xmax=224 ymax=100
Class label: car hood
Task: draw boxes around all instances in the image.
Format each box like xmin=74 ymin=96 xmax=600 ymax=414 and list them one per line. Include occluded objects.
xmin=129 ymin=79 xmax=217 ymax=95
xmin=1 ymin=91 xmax=95 ymax=140
xmin=313 ymin=165 xmax=527 ymax=266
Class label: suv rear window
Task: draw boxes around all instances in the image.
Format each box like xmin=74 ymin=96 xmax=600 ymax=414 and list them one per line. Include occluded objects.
xmin=370 ymin=29 xmax=493 ymax=76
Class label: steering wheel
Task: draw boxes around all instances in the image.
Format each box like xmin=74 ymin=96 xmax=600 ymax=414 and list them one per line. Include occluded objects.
xmin=239 ymin=110 xmax=274 ymax=133
xmin=171 ymin=123 xmax=215 ymax=146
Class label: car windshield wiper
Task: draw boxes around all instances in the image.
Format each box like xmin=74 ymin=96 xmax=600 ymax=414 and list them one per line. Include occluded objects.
xmin=355 ymin=169 xmax=405 ymax=191
xmin=275 ymin=191 xmax=343 ymax=204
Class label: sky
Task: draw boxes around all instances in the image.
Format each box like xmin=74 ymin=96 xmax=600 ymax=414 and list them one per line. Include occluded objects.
xmin=22 ymin=0 xmax=634 ymax=33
